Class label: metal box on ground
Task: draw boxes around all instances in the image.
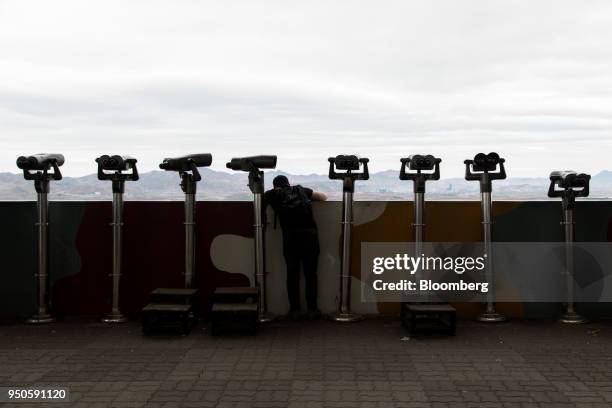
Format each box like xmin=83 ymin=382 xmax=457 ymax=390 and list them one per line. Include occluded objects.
xmin=142 ymin=288 xmax=199 ymax=335
xmin=210 ymin=286 xmax=258 ymax=335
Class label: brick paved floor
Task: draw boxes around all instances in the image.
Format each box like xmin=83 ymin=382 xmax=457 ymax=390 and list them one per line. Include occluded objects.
xmin=1 ymin=318 xmax=612 ymax=407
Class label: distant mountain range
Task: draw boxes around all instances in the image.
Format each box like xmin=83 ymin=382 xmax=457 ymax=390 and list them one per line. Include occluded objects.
xmin=2 ymin=169 xmax=612 ymax=201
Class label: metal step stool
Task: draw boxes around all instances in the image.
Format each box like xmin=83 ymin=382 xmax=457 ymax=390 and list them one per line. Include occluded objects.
xmin=142 ymin=303 xmax=196 ymax=335
xmin=210 ymin=286 xmax=259 ymax=335
xmin=402 ymin=303 xmax=456 ymax=336
xmin=213 ymin=286 xmax=258 ymax=303
xmin=149 ymin=288 xmax=199 ymax=306
xmin=210 ymin=302 xmax=258 ymax=335
xmin=142 ymin=288 xmax=199 ymax=335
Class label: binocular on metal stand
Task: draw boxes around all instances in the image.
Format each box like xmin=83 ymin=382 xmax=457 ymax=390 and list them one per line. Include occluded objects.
xmin=400 ymin=155 xmax=441 ymax=261
xmin=465 ymin=152 xmax=507 ymax=323
xmin=398 ymin=156 xmax=456 ymax=335
xmin=160 ymin=154 xmax=213 ymax=288
xmin=328 ymin=155 xmax=369 ymax=322
xmin=400 ymin=155 xmax=440 ymax=299
xmin=548 ymin=170 xmax=590 ymax=324
xmin=226 ymin=155 xmax=278 ymax=323
xmin=96 ymin=155 xmax=139 ymax=323
xmin=141 ymin=154 xmax=212 ymax=336
xmin=16 ymin=153 xmax=65 ymax=324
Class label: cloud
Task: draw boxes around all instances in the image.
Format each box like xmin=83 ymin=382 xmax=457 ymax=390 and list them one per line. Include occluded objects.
xmin=0 ymin=0 xmax=611 ymax=178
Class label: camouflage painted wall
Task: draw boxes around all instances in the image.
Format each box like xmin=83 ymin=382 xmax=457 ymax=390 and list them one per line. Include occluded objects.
xmin=1 ymin=200 xmax=612 ymax=320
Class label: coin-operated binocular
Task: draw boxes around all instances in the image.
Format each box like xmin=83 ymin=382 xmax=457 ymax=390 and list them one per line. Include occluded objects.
xmin=16 ymin=153 xmax=65 ymax=170
xmin=226 ymin=155 xmax=278 ymax=322
xmin=95 ymin=155 xmax=139 ymax=323
xmin=159 ymin=153 xmax=213 ymax=288
xmin=328 ymin=155 xmax=369 ymax=322
xmin=401 ymin=154 xmax=440 ymax=173
xmin=17 ymin=154 xmax=65 ymax=192
xmin=465 ymin=152 xmax=506 ymax=192
xmin=96 ymin=155 xmax=139 ymax=191
xmin=96 ymin=155 xmax=137 ymax=171
xmin=226 ymin=155 xmax=277 ymax=172
xmin=160 ymin=153 xmax=213 ymax=194
xmin=399 ymin=155 xmax=441 ymax=278
xmin=548 ymin=171 xmax=590 ymax=208
xmin=160 ymin=153 xmax=213 ymax=171
xmin=329 ymin=155 xmax=369 ymax=181
xmin=16 ymin=153 xmax=65 ymax=324
xmin=226 ymin=155 xmax=277 ymax=194
xmin=548 ymin=170 xmax=591 ymax=324
xmin=464 ymin=152 xmax=507 ymax=323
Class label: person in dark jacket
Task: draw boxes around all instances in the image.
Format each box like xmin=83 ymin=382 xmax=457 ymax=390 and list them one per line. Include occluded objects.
xmin=264 ymin=175 xmax=327 ymax=320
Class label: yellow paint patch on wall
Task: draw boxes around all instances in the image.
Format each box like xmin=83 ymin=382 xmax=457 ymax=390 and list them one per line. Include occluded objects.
xmin=351 ymin=201 xmax=524 ymax=317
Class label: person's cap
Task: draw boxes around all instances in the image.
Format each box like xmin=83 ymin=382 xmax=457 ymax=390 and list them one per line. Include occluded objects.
xmin=273 ymin=175 xmax=290 ymax=188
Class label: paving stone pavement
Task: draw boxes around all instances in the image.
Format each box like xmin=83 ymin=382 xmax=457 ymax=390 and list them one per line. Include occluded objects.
xmin=0 ymin=318 xmax=612 ymax=407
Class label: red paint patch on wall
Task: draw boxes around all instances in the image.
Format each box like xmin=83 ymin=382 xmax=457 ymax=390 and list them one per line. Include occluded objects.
xmin=53 ymin=201 xmax=254 ymax=317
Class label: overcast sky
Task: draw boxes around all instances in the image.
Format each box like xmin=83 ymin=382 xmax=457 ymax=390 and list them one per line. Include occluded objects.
xmin=1 ymin=0 xmax=611 ymax=178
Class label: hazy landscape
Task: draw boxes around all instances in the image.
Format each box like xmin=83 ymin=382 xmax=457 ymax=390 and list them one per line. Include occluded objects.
xmin=3 ymin=169 xmax=612 ymax=201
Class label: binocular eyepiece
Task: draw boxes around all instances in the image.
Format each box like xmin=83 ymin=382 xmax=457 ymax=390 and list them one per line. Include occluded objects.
xmin=464 ymin=152 xmax=506 ymax=190
xmin=96 ymin=154 xmax=139 ymax=185
xmin=17 ymin=153 xmax=65 ymax=186
xmin=226 ymin=155 xmax=277 ymax=172
xmin=328 ymin=155 xmax=368 ymax=171
xmin=549 ymin=171 xmax=591 ymax=190
xmin=328 ymin=155 xmax=369 ymax=184
xmin=16 ymin=153 xmax=65 ymax=171
xmin=226 ymin=155 xmax=277 ymax=195
xmin=548 ymin=170 xmax=590 ymax=203
xmin=96 ymin=155 xmax=136 ymax=171
xmin=159 ymin=153 xmax=213 ymax=172
xmin=160 ymin=154 xmax=212 ymax=193
xmin=467 ymin=152 xmax=504 ymax=173
xmin=405 ymin=154 xmax=440 ymax=171
xmin=399 ymin=154 xmax=441 ymax=188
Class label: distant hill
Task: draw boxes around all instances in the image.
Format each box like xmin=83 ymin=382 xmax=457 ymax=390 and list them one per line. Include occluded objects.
xmin=594 ymin=170 xmax=612 ymax=183
xmin=1 ymin=169 xmax=612 ymax=201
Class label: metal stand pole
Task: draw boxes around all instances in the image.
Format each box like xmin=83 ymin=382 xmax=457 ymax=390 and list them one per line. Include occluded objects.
xmin=103 ymin=191 xmax=127 ymax=322
xmin=180 ymin=173 xmax=198 ymax=289
xmin=27 ymin=184 xmax=55 ymax=324
xmin=330 ymin=181 xmax=363 ymax=322
xmin=413 ymin=192 xmax=424 ymax=259
xmin=184 ymin=191 xmax=196 ymax=288
xmin=476 ymin=191 xmax=506 ymax=322
xmin=413 ymin=191 xmax=427 ymax=302
xmin=559 ymin=207 xmax=586 ymax=323
xmin=253 ymin=191 xmax=273 ymax=322
xmin=253 ymin=192 xmax=266 ymax=321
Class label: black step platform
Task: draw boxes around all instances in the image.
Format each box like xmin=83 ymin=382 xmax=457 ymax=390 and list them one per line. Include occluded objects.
xmin=149 ymin=288 xmax=199 ymax=305
xmin=401 ymin=303 xmax=456 ymax=336
xmin=142 ymin=303 xmax=196 ymax=335
xmin=142 ymin=288 xmax=200 ymax=336
xmin=213 ymin=286 xmax=258 ymax=303
xmin=210 ymin=302 xmax=258 ymax=336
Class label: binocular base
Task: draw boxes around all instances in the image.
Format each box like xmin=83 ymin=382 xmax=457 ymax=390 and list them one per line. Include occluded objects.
xmin=257 ymin=312 xmax=276 ymax=324
xmin=559 ymin=311 xmax=587 ymax=324
xmin=102 ymin=313 xmax=128 ymax=323
xmin=476 ymin=311 xmax=507 ymax=323
xmin=26 ymin=314 xmax=55 ymax=324
xmin=328 ymin=312 xmax=364 ymax=323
